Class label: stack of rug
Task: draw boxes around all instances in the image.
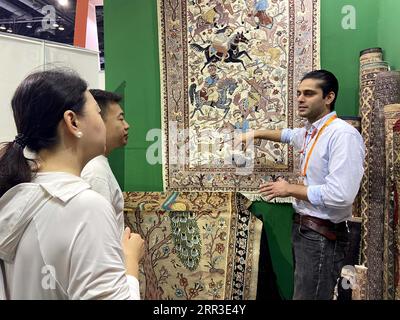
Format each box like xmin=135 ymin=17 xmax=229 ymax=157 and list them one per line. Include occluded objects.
xmin=358 ymin=47 xmax=400 ymax=299
xmin=392 ymin=119 xmax=400 ymax=299
xmin=366 ymin=72 xmax=400 ymax=299
xmin=358 ymin=48 xmax=389 ymax=271
xmin=383 ymin=104 xmax=400 ymax=299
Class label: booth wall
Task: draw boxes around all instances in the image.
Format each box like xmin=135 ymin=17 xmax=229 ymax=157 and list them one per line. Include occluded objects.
xmin=104 ymin=0 xmax=400 ymax=299
xmin=0 ymin=34 xmax=100 ymax=142
xmin=378 ymin=0 xmax=400 ymax=70
xmin=104 ymin=0 xmax=162 ymax=192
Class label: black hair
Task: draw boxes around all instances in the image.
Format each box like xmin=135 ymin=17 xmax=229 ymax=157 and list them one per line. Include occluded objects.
xmin=301 ymin=69 xmax=339 ymax=110
xmin=0 ymin=69 xmax=87 ymax=197
xmin=89 ymin=89 xmax=122 ymax=120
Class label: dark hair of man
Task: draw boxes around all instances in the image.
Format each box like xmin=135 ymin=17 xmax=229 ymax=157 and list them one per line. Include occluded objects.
xmin=301 ymin=69 xmax=339 ymax=111
xmin=89 ymin=89 xmax=122 ymax=120
xmin=0 ymin=69 xmax=87 ymax=197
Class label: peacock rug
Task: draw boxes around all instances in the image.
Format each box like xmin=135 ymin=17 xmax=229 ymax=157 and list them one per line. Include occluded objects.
xmin=124 ymin=192 xmax=263 ymax=300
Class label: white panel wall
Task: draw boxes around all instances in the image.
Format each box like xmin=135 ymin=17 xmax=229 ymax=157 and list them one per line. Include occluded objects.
xmin=98 ymin=70 xmax=105 ymax=90
xmin=44 ymin=43 xmax=100 ymax=89
xmin=0 ymin=33 xmax=100 ymax=144
xmin=0 ymin=34 xmax=44 ymax=142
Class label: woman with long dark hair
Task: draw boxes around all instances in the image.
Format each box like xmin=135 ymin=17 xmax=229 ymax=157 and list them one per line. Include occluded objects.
xmin=0 ymin=69 xmax=144 ymax=299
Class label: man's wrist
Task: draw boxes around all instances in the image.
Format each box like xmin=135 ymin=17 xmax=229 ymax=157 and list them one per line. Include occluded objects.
xmin=286 ymin=183 xmax=294 ymax=197
xmin=286 ymin=183 xmax=310 ymax=202
xmin=253 ymin=130 xmax=260 ymax=139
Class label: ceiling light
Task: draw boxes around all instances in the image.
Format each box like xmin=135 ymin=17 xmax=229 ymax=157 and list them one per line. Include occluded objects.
xmin=0 ymin=24 xmax=6 ymax=30
xmin=7 ymin=27 xmax=12 ymax=33
xmin=53 ymin=22 xmax=59 ymax=28
xmin=58 ymin=25 xmax=65 ymax=31
xmin=26 ymin=23 xmax=33 ymax=28
xmin=58 ymin=0 xmax=69 ymax=6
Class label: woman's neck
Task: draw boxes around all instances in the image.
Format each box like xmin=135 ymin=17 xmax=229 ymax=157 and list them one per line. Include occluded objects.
xmin=36 ymin=148 xmax=83 ymax=176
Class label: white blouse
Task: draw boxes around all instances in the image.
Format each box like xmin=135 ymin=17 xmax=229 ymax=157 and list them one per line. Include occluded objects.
xmin=0 ymin=172 xmax=140 ymax=300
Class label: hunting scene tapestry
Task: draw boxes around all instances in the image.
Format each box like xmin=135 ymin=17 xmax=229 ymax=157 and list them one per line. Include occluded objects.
xmin=159 ymin=0 xmax=320 ymax=191
xmin=124 ymin=191 xmax=262 ymax=300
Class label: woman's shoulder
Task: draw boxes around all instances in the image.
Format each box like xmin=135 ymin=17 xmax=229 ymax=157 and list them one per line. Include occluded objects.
xmin=72 ymin=188 xmax=115 ymax=212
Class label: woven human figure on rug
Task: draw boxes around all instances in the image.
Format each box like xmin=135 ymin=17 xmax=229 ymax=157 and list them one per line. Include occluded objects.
xmin=366 ymin=71 xmax=400 ymax=299
xmin=358 ymin=48 xmax=389 ymax=271
xmin=123 ymin=192 xmax=262 ymax=300
xmin=159 ymin=0 xmax=320 ymax=192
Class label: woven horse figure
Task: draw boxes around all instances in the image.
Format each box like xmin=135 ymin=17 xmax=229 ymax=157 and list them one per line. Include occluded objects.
xmin=189 ymin=78 xmax=238 ymax=119
xmin=190 ymin=32 xmax=252 ymax=73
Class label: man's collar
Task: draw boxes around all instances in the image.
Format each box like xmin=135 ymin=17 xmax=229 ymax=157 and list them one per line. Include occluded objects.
xmin=306 ymin=111 xmax=337 ymax=131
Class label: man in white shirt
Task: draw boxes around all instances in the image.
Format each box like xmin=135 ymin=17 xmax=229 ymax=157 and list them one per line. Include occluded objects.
xmin=81 ymin=90 xmax=130 ymax=237
xmin=239 ymin=70 xmax=365 ymax=299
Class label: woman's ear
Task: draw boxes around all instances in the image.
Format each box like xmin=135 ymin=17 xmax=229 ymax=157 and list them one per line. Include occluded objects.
xmin=63 ymin=110 xmax=83 ymax=138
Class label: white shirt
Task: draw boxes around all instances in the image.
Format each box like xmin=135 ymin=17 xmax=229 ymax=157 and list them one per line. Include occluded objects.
xmin=0 ymin=172 xmax=139 ymax=300
xmin=81 ymin=155 xmax=124 ymax=238
xmin=281 ymin=111 xmax=365 ymax=223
